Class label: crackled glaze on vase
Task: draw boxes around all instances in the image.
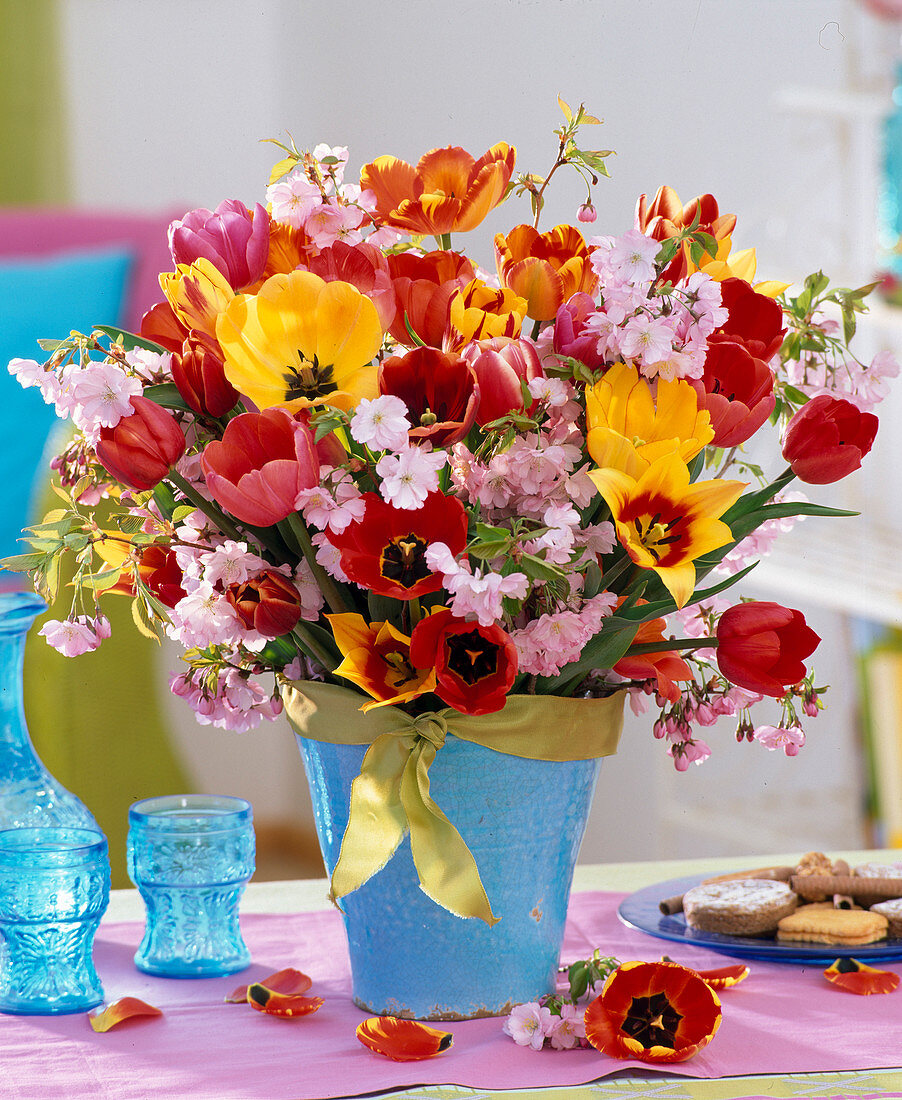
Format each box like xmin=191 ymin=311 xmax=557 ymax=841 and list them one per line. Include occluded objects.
xmin=127 ymin=795 xmax=254 ymax=978
xmin=0 ymin=827 xmax=109 ymax=1014
xmin=297 ymin=733 xmax=601 ymax=1020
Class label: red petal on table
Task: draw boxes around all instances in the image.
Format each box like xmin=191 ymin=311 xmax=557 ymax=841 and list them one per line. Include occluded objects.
xmin=694 ymin=964 xmax=751 ymax=989
xmin=225 ymin=967 xmax=313 ymax=1003
xmin=356 ymin=1017 xmax=453 ymax=1061
xmin=824 ymin=958 xmax=901 ymax=996
xmin=89 ymin=998 xmax=163 ymax=1032
xmin=247 ymin=983 xmax=324 ymax=1018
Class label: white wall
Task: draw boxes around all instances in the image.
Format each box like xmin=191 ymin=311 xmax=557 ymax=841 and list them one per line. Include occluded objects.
xmin=58 ymin=0 xmax=902 ymax=863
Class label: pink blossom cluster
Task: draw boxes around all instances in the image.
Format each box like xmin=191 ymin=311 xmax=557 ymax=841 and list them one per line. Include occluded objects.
xmin=169 ymin=666 xmax=283 ymax=733
xmin=512 ymin=592 xmax=618 ymax=677
xmin=652 ymin=677 xmax=764 ymax=771
xmin=425 ymin=542 xmax=529 ymax=626
xmin=583 ymin=231 xmax=728 ymax=381
xmin=39 ymin=613 xmax=111 ymax=657
xmin=503 ymin=1000 xmax=586 ymax=1051
xmin=783 ymin=337 xmax=900 ymax=413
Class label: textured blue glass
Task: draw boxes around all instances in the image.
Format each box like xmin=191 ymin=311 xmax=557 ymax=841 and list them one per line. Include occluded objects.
xmin=0 ymin=592 xmax=98 ymax=830
xmin=0 ymin=827 xmax=109 ymax=1014
xmin=879 ymin=61 xmax=902 ymax=278
xmin=297 ymin=734 xmax=600 ymax=1020
xmin=127 ymin=794 xmax=254 ymax=977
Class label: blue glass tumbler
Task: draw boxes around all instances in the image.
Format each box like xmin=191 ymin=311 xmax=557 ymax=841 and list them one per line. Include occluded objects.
xmin=127 ymin=794 xmax=254 ymax=978
xmin=0 ymin=827 xmax=109 ymax=1014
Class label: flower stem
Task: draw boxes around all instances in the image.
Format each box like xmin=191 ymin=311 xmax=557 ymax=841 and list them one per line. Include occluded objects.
xmin=439 ymin=233 xmax=452 ymax=250
xmin=289 ymin=625 xmax=337 ymax=673
xmin=626 ymin=637 xmax=717 ymax=655
xmin=166 ymin=470 xmax=243 ymax=542
xmin=284 ymin=511 xmax=350 ymax=615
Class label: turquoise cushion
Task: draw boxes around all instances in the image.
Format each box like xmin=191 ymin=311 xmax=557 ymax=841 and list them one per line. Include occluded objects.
xmin=0 ymin=246 xmax=133 ymax=562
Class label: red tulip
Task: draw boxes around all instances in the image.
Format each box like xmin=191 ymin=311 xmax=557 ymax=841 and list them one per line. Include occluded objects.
xmin=714 ymin=278 xmax=785 ymax=361
xmin=201 ymin=407 xmax=320 ymax=527
xmin=96 ymin=396 xmax=186 ymax=491
xmin=409 ymin=608 xmax=518 ymax=716
xmin=692 ymin=341 xmax=775 ymax=447
xmin=782 ymin=395 xmax=878 ymax=484
xmin=379 ymin=346 xmax=479 ymax=446
xmin=326 ymin=491 xmax=468 ymax=600
xmin=462 ymin=337 xmax=542 ymax=425
xmin=133 ymin=544 xmax=186 ymax=608
xmin=716 ymin=601 xmax=820 ymax=698
xmin=225 ymin=569 xmax=304 ymax=638
xmin=140 ymin=300 xmax=189 ymax=354
xmin=386 ymin=250 xmax=475 ymax=348
xmin=171 ymin=330 xmax=240 ymax=418
xmin=169 ymin=199 xmax=270 ymax=290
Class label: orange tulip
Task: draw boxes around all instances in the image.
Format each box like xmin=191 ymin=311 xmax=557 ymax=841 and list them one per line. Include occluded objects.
xmin=636 ymin=186 xmax=736 ymax=283
xmin=360 ymin=143 xmax=516 ymax=236
xmin=495 ymin=224 xmax=597 ymax=321
xmin=447 ymin=278 xmax=526 ymax=349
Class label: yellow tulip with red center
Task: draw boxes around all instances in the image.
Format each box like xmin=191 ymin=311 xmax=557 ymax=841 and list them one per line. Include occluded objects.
xmin=494 ymin=224 xmax=598 ymax=321
xmin=327 ymin=613 xmax=436 ymax=711
xmin=360 ymin=143 xmax=516 ymax=237
xmin=586 ymin=361 xmax=714 ymax=478
xmin=590 ymin=451 xmax=745 ymax=608
xmin=214 ymin=269 xmax=384 ymax=413
xmin=159 ymin=257 xmax=235 ymax=339
xmin=446 ymin=278 xmax=526 ymax=349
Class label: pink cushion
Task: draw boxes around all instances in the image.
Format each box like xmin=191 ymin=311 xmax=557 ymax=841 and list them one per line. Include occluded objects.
xmin=0 ymin=208 xmax=182 ymax=330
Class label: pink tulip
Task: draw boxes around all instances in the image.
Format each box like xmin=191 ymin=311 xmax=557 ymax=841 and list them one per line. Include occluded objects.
xmin=552 ymin=292 xmax=605 ymax=370
xmin=201 ymin=408 xmax=320 ymax=527
xmin=463 ymin=337 xmax=542 ymax=426
xmin=169 ymin=199 xmax=270 ymax=290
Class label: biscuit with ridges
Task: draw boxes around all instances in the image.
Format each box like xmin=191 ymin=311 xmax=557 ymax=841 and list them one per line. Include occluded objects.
xmin=776 ymin=904 xmax=887 ymax=945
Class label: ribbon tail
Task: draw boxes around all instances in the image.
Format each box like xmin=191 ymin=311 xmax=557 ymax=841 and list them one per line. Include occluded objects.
xmin=330 ymin=732 xmax=413 ymax=903
xmin=401 ymin=743 xmax=500 ymax=926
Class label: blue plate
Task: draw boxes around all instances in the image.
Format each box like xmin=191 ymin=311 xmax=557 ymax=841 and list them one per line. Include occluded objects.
xmin=617 ymin=873 xmax=902 ymax=965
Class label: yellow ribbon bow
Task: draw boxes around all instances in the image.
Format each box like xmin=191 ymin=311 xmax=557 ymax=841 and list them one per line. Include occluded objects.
xmin=281 ymin=680 xmax=624 ymax=925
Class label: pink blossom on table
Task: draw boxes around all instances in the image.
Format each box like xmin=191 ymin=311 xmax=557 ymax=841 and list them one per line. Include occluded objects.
xmin=503 ymin=1002 xmax=554 ymax=1050
xmin=199 ymin=540 xmax=272 ymax=589
xmin=69 ymin=360 xmax=143 ymax=433
xmin=311 ymin=531 xmax=351 ymax=583
xmin=375 ymin=446 xmax=447 ymax=509
xmin=350 ymin=394 xmax=412 ymax=452
xmin=39 ymin=614 xmax=110 ymax=657
xmin=124 ymin=346 xmax=172 ymax=383
xmin=546 ymin=1003 xmax=586 ymax=1050
xmin=754 ymin=724 xmax=806 ymax=756
xmin=425 ymin=542 xmax=529 ymax=626
xmin=266 ymin=170 xmax=322 ymax=229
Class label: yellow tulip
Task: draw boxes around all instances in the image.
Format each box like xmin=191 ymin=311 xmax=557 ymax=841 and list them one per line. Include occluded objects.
xmin=159 ymin=258 xmax=235 ymax=339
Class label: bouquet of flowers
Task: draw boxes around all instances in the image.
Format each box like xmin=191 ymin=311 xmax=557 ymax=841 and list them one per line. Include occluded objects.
xmin=5 ymin=100 xmax=897 ymax=773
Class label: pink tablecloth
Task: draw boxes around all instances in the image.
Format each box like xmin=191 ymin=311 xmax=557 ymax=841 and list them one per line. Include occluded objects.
xmin=3 ymin=891 xmax=902 ymax=1100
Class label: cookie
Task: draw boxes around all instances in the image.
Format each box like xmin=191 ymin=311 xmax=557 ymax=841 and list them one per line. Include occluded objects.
xmin=792 ymin=873 xmax=902 ymax=905
xmin=854 ymin=862 xmax=902 ymax=880
xmin=776 ymin=904 xmax=888 ymax=945
xmin=683 ymin=879 xmax=798 ymax=936
xmin=870 ymin=898 xmax=902 ymax=938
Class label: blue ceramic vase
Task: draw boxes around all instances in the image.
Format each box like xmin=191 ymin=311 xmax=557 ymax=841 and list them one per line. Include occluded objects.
xmin=296 ymin=732 xmax=602 ymax=1020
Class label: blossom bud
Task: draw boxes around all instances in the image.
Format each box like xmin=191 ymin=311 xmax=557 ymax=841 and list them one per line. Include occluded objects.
xmin=96 ymin=396 xmax=186 ymax=491
xmin=577 ymin=202 xmax=597 ymax=224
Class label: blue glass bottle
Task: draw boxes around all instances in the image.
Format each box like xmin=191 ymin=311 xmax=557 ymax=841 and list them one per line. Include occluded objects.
xmin=879 ymin=60 xmax=902 ymax=279
xmin=0 ymin=592 xmax=99 ymax=830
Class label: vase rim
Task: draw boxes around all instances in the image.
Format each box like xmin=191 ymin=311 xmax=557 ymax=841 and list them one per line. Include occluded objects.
xmin=0 ymin=592 xmax=47 ymax=632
